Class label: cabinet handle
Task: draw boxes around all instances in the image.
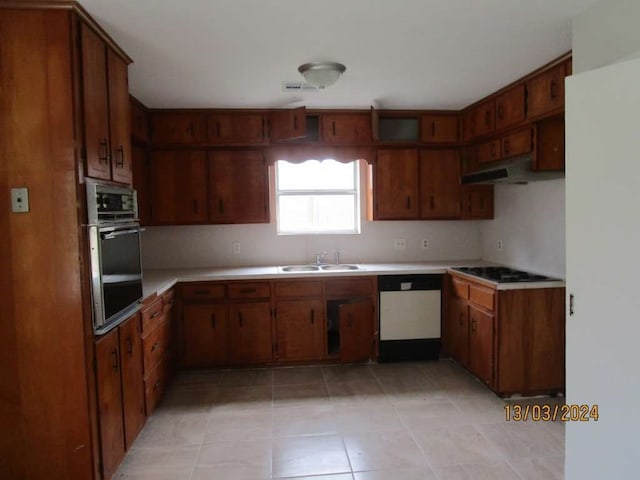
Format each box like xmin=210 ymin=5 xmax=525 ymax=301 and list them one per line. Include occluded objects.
xmin=490 ymin=142 xmax=496 ymax=157
xmin=98 ymin=139 xmax=109 ymax=163
xmin=348 ymin=314 xmax=353 ymax=328
xmin=504 ymin=139 xmax=510 ymax=155
xmin=151 ymin=342 xmax=160 ymax=352
xmin=111 ymin=349 xmax=119 ymax=371
xmin=431 ymin=121 xmax=436 ymax=137
xmin=193 ymin=200 xmax=198 ymax=213
xmin=115 ymin=145 xmax=125 ymax=168
xmin=332 ymin=121 xmax=336 ymax=136
xmin=485 ymin=110 xmax=491 ymax=127
xmin=218 ymin=199 xmax=224 ymax=214
xmin=238 ymin=312 xmax=243 ymax=327
xmin=480 ymin=197 xmax=485 ymax=209
xmin=126 ymin=336 xmax=133 ymax=356
xmin=194 ymin=289 xmax=210 ymax=295
xmin=459 ymin=312 xmax=464 ymax=327
xmin=497 ymin=103 xmax=504 ymax=120
xmin=430 ymin=195 xmax=435 ymax=210
xmin=293 ymin=115 xmax=298 ymax=130
xmin=188 ymin=122 xmax=195 ymax=136
xmin=406 ymin=196 xmax=411 ymax=210
xmin=310 ymin=309 xmax=314 ymax=324
xmin=216 ymin=122 xmax=221 ymax=138
xmin=153 ymin=381 xmax=161 ymax=391
xmin=240 ymin=287 xmax=257 ymax=294
xmin=211 ymin=313 xmax=216 ymax=328
xmin=151 ymin=311 xmax=160 ymax=319
xmin=471 ymin=319 xmax=477 ymax=334
xmin=550 ymin=79 xmax=558 ymax=99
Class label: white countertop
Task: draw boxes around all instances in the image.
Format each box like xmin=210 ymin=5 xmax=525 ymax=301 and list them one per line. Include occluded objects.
xmin=142 ymin=260 xmax=565 ymax=298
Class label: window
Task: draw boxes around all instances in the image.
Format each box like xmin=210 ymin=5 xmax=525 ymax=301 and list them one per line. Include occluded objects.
xmin=275 ymin=159 xmax=360 ymax=234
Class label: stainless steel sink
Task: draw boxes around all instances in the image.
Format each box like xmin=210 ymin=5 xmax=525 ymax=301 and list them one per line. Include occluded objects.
xmin=320 ymin=264 xmax=361 ymax=271
xmin=280 ymin=265 xmax=320 ymax=272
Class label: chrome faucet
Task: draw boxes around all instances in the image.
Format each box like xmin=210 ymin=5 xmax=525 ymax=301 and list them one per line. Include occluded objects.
xmin=315 ymin=251 xmax=327 ymax=265
xmin=334 ymin=250 xmax=341 ymax=265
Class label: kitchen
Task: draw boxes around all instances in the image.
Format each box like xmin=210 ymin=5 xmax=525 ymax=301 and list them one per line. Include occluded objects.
xmin=1 ymin=0 xmax=639 ymax=479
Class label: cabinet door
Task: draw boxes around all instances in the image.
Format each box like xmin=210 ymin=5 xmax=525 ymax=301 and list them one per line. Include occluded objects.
xmin=419 ymin=149 xmax=461 ymax=219
xmin=207 ymin=113 xmax=266 ymax=144
xmin=276 ymin=299 xmax=325 ymax=361
xmin=149 ymin=150 xmax=208 ymax=224
xmin=449 ymin=297 xmax=469 ymax=367
xmin=373 ymin=149 xmax=419 ymax=219
xmin=321 ymin=114 xmax=372 ymax=144
xmin=107 ymin=49 xmax=132 ymax=185
xmin=130 ymin=98 xmax=149 ymax=143
xmin=208 ymin=151 xmax=269 ymax=224
xmin=527 ymin=63 xmax=566 ymax=119
xmin=118 ymin=314 xmax=145 ymax=449
xmin=461 ymin=185 xmax=494 ymax=219
xmin=470 ymin=99 xmax=495 ymax=138
xmin=81 ymin=23 xmax=111 ymax=180
xmin=228 ymin=302 xmax=273 ymax=364
xmin=495 ymin=84 xmax=526 ymax=130
xmin=502 ymin=127 xmax=533 ymax=160
xmin=468 ymin=306 xmax=494 ymax=387
xmin=182 ymin=304 xmax=228 ymax=367
xmin=339 ymin=298 xmax=375 ymax=363
xmin=150 ymin=112 xmax=204 ymax=144
xmin=269 ymin=107 xmax=306 ymax=142
xmin=476 ymin=139 xmax=501 ymax=165
xmin=95 ymin=330 xmax=125 ymax=480
xmin=420 ymin=115 xmax=459 ymax=143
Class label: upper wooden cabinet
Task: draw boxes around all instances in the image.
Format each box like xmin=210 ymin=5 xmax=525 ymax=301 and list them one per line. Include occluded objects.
xmin=420 ymin=114 xmax=459 ymax=143
xmin=469 ymin=99 xmax=495 ymax=139
xmin=149 ymin=150 xmax=208 ymax=224
xmin=527 ymin=62 xmax=566 ymax=119
xmin=150 ymin=112 xmax=204 ymax=144
xmin=372 ymin=149 xmax=419 ymax=220
xmin=207 ymin=112 xmax=266 ymax=144
xmin=419 ymin=149 xmax=461 ymax=219
xmin=321 ymin=113 xmax=372 ymax=144
xmin=461 ymin=185 xmax=494 ymax=219
xmin=130 ymin=97 xmax=150 ymax=144
xmin=208 ymin=150 xmax=270 ymax=224
xmin=269 ymin=107 xmax=306 ymax=142
xmin=81 ymin=24 xmax=132 ymax=184
xmin=495 ymin=84 xmax=526 ymax=131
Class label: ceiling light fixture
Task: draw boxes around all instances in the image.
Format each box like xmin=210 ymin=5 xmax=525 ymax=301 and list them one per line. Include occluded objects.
xmin=298 ymin=62 xmax=346 ymax=89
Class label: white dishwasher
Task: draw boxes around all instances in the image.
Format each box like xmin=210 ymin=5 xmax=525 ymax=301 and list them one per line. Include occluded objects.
xmin=378 ymin=274 xmax=442 ymax=362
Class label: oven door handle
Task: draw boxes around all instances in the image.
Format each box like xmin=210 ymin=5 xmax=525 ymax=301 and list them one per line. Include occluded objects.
xmin=101 ymin=228 xmax=145 ymax=240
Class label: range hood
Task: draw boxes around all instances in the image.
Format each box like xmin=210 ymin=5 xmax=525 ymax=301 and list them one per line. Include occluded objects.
xmin=461 ymin=154 xmax=564 ymax=185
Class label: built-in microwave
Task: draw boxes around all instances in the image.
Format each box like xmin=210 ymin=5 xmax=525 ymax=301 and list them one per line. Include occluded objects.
xmin=86 ymin=182 xmax=143 ymax=335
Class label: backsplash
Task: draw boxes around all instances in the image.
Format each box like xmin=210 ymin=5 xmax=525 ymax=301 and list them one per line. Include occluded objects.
xmin=481 ymin=179 xmax=565 ymax=278
xmin=142 ymin=220 xmax=483 ymax=269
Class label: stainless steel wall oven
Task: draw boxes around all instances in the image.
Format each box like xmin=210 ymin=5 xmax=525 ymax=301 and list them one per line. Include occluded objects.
xmin=86 ymin=182 xmax=143 ymax=334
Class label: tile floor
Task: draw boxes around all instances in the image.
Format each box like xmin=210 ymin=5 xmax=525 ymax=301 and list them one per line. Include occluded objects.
xmin=115 ymin=360 xmax=565 ymax=480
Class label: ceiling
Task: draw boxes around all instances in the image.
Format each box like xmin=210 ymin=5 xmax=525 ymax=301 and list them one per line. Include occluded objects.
xmin=80 ymin=0 xmax=597 ymax=110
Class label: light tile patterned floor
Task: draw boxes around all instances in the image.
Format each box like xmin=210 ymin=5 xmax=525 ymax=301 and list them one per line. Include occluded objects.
xmin=115 ymin=360 xmax=565 ymax=480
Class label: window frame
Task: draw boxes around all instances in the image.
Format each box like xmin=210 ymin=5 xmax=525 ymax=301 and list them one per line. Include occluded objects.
xmin=274 ymin=159 xmax=361 ymax=235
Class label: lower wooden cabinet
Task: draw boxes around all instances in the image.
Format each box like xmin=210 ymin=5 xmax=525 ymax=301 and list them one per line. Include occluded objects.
xmin=445 ymin=272 xmax=565 ymax=396
xmin=94 ymin=312 xmax=145 ymax=480
xmin=179 ymin=277 xmax=378 ymax=367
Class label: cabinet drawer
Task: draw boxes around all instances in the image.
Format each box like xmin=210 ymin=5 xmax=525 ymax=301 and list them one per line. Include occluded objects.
xmin=161 ymin=289 xmax=175 ymax=313
xmin=144 ymin=359 xmax=167 ymax=416
xmin=228 ymin=282 xmax=271 ymax=299
xmin=181 ymin=283 xmax=226 ymax=301
xmin=325 ymin=277 xmax=374 ymax=297
xmin=141 ymin=297 xmax=164 ymax=334
xmin=142 ymin=317 xmax=171 ymax=375
xmin=469 ymin=284 xmax=495 ymax=311
xmin=451 ymin=277 xmax=470 ymax=299
xmin=276 ymin=280 xmax=323 ymax=298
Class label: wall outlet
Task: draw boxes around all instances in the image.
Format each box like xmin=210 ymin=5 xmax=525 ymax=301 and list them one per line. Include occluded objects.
xmin=393 ymin=238 xmax=406 ymax=250
xmin=421 ymin=238 xmax=429 ymax=250
xmin=232 ymin=241 xmax=241 ymax=254
xmin=11 ymin=187 xmax=29 ymax=213
xmin=497 ymin=239 xmax=504 ymax=251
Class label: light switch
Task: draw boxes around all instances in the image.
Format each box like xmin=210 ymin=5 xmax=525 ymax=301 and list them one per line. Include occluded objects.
xmin=11 ymin=187 xmax=29 ymax=213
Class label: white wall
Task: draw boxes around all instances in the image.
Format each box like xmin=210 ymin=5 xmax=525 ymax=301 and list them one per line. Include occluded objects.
xmin=142 ymin=220 xmax=483 ymax=269
xmin=481 ymin=179 xmax=565 ymax=278
xmin=572 ymin=0 xmax=640 ymax=74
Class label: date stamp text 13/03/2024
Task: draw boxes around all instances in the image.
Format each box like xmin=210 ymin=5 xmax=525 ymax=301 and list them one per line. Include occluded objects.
xmin=504 ymin=404 xmax=599 ymax=422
